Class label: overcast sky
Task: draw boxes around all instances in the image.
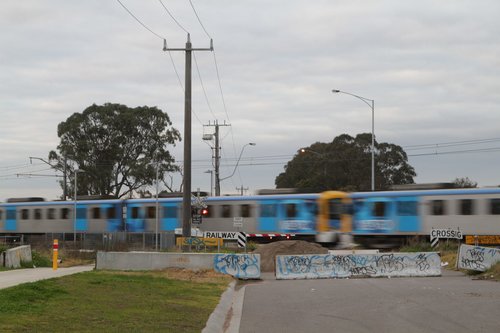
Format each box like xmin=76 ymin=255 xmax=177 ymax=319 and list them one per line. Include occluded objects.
xmin=1 ymin=0 xmax=499 ymax=201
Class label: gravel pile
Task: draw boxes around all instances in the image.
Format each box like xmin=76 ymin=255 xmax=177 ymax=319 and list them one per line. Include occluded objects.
xmin=252 ymin=240 xmax=328 ymax=272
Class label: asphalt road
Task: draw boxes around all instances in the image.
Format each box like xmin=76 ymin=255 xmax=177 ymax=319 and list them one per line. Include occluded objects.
xmin=237 ymin=270 xmax=500 ymax=333
xmin=0 ymin=265 xmax=95 ymax=289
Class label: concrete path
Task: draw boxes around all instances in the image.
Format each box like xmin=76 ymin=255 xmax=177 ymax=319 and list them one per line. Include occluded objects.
xmin=0 ymin=265 xmax=95 ymax=290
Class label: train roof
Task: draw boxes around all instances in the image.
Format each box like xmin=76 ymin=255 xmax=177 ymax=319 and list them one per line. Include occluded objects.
xmin=126 ymin=192 xmax=320 ymax=204
xmin=350 ymin=187 xmax=500 ymax=199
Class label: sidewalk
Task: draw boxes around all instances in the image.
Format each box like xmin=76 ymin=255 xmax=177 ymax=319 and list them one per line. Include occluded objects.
xmin=0 ymin=265 xmax=95 ymax=290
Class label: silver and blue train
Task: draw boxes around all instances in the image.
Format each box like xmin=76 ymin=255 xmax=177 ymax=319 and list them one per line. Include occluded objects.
xmin=1 ymin=187 xmax=499 ymax=245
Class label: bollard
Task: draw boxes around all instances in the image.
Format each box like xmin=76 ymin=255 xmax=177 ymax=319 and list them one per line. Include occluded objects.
xmin=52 ymin=239 xmax=58 ymax=270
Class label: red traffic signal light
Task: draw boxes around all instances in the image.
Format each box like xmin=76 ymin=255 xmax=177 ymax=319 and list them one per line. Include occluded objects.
xmin=201 ymin=208 xmax=209 ymax=216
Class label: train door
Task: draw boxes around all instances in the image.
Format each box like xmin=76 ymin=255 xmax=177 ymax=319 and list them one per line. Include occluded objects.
xmin=75 ymin=204 xmax=88 ymax=232
xmin=161 ymin=203 xmax=179 ymax=231
xmin=5 ymin=206 xmax=16 ymax=231
xmin=126 ymin=203 xmax=145 ymax=232
xmin=258 ymin=200 xmax=278 ymax=231
xmin=395 ymin=197 xmax=419 ymax=232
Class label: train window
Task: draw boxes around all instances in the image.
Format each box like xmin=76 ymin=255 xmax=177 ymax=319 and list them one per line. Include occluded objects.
xmin=431 ymin=200 xmax=446 ymax=215
xmin=107 ymin=207 xmax=116 ymax=219
xmin=92 ymin=207 xmax=101 ymax=219
xmin=61 ymin=208 xmax=70 ymax=219
xmin=241 ymin=204 xmax=251 ymax=218
xmin=146 ymin=207 xmax=156 ymax=218
xmin=163 ymin=206 xmax=177 ymax=218
xmin=490 ymin=199 xmax=500 ymax=215
xmin=34 ymin=209 xmax=42 ymax=220
xmin=131 ymin=207 xmax=140 ymax=219
xmin=286 ymin=204 xmax=297 ymax=218
xmin=460 ymin=199 xmax=474 ymax=215
xmin=222 ymin=205 xmax=231 ymax=218
xmin=260 ymin=204 xmax=276 ymax=217
xmin=328 ymin=199 xmax=342 ymax=220
xmin=372 ymin=202 xmax=386 ymax=217
xmin=21 ymin=209 xmax=29 ymax=220
xmin=397 ymin=201 xmax=417 ymax=216
xmin=47 ymin=208 xmax=55 ymax=220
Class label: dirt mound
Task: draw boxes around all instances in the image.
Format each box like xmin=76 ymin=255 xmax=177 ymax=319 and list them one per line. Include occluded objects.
xmin=252 ymin=240 xmax=329 ymax=272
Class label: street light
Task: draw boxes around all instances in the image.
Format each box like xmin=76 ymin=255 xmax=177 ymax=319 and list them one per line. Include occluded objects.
xmin=73 ymin=169 xmax=85 ymax=243
xmin=332 ymin=89 xmax=375 ymax=191
xmin=218 ymin=143 xmax=256 ymax=194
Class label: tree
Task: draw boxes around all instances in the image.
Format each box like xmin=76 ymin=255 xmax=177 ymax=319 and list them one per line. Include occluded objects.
xmin=453 ymin=177 xmax=478 ymax=188
xmin=49 ymin=103 xmax=181 ymax=198
xmin=275 ymin=133 xmax=416 ymax=192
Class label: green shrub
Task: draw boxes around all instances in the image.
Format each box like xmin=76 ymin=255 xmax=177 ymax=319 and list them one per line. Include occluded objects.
xmin=32 ymin=250 xmax=52 ymax=267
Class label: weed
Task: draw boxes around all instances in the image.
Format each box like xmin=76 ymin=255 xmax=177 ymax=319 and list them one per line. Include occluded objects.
xmin=31 ymin=250 xmax=53 ymax=267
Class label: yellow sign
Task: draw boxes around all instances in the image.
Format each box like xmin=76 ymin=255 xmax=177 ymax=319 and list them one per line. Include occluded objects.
xmin=176 ymin=237 xmax=223 ymax=247
xmin=465 ymin=235 xmax=500 ymax=245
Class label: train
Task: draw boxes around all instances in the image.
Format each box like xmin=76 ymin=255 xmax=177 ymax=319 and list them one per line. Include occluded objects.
xmin=1 ymin=186 xmax=499 ymax=247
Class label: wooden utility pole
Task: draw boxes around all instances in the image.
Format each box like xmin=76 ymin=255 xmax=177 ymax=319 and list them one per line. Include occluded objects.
xmin=204 ymin=120 xmax=231 ymax=196
xmin=163 ymin=34 xmax=212 ymax=240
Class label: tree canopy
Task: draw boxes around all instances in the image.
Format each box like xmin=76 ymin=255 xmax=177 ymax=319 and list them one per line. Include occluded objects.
xmin=49 ymin=103 xmax=181 ymax=198
xmin=275 ymin=133 xmax=416 ymax=192
xmin=453 ymin=177 xmax=478 ymax=188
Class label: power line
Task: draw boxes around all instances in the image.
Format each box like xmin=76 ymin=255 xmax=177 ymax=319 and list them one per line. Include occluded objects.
xmin=158 ymin=0 xmax=190 ymax=34
xmin=188 ymin=0 xmax=212 ymax=39
xmin=116 ymin=0 xmax=165 ymax=40
xmin=404 ymin=137 xmax=500 ymax=151
xmin=193 ymin=52 xmax=218 ymax=120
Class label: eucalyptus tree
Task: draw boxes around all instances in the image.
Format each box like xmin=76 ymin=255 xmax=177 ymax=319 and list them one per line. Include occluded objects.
xmin=275 ymin=133 xmax=416 ymax=192
xmin=49 ymin=103 xmax=181 ymax=198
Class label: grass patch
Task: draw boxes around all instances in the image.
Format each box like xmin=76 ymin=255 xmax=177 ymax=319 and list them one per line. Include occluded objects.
xmin=0 ymin=269 xmax=232 ymax=333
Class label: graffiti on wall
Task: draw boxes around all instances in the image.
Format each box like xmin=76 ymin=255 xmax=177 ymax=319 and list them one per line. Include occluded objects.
xmin=276 ymin=252 xmax=441 ymax=279
xmin=214 ymin=254 xmax=260 ymax=279
xmin=458 ymin=244 xmax=500 ymax=272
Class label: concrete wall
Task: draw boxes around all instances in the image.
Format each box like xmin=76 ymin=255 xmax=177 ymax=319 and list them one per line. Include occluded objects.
xmin=214 ymin=254 xmax=260 ymax=279
xmin=96 ymin=251 xmax=260 ymax=279
xmin=458 ymin=244 xmax=500 ymax=272
xmin=2 ymin=245 xmax=32 ymax=268
xmin=276 ymin=252 xmax=441 ymax=280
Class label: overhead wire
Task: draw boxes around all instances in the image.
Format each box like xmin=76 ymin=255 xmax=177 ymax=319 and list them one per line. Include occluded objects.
xmin=193 ymin=52 xmax=218 ymax=120
xmin=158 ymin=0 xmax=189 ymax=34
xmin=188 ymin=0 xmax=212 ymax=40
xmin=116 ymin=0 xmax=165 ymax=40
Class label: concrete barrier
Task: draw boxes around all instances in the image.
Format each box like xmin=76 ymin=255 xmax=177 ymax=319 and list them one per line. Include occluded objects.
xmin=2 ymin=245 xmax=32 ymax=268
xmin=96 ymin=251 xmax=261 ymax=279
xmin=214 ymin=254 xmax=260 ymax=279
xmin=457 ymin=244 xmax=500 ymax=272
xmin=276 ymin=252 xmax=441 ymax=279
xmin=96 ymin=251 xmax=215 ymax=271
xmin=329 ymin=249 xmax=380 ymax=255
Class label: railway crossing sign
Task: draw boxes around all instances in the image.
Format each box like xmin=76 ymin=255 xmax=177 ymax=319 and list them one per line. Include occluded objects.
xmin=430 ymin=228 xmax=463 ymax=248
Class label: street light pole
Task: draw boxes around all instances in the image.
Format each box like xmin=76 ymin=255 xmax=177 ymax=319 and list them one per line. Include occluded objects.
xmin=218 ymin=143 xmax=256 ymax=193
xmin=332 ymin=89 xmax=375 ymax=191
